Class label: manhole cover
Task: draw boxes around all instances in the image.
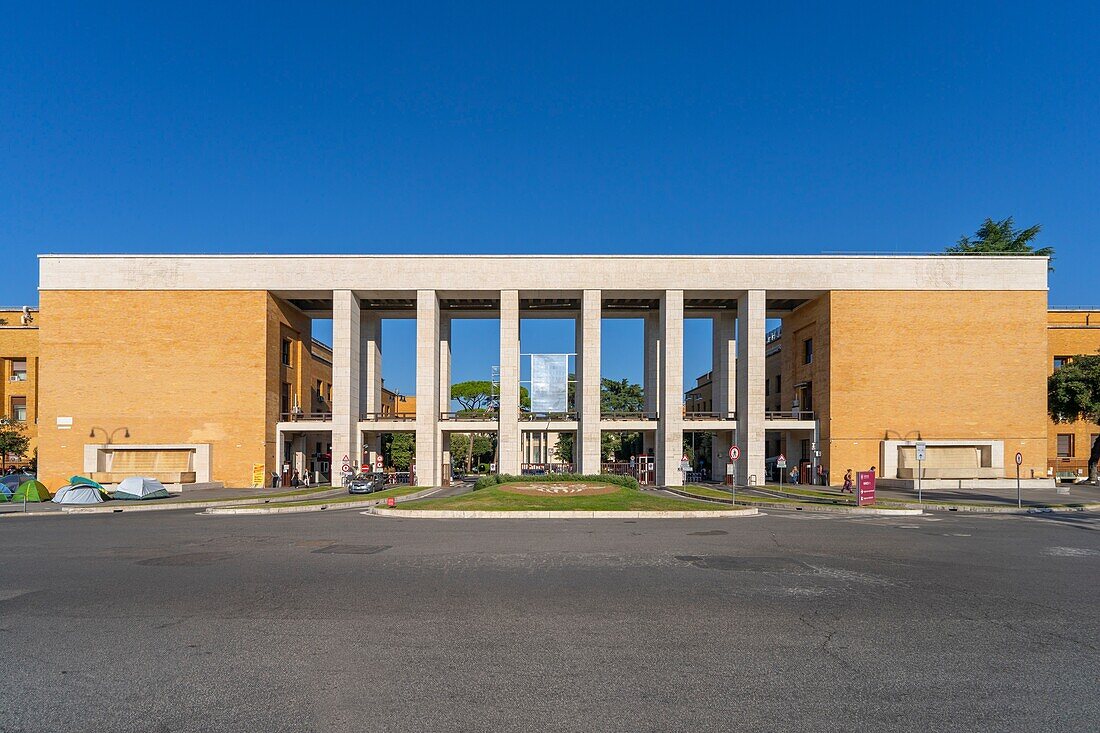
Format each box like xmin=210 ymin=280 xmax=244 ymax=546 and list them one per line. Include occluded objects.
xmin=312 ymin=544 xmax=391 ymax=555
xmin=137 ymin=552 xmax=233 ymax=567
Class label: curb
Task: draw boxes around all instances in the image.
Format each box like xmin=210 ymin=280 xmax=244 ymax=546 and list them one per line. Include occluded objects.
xmin=202 ymin=488 xmax=440 ymax=515
xmin=47 ymin=489 xmax=345 ymax=515
xmin=877 ymin=501 xmax=1100 ymax=514
xmin=668 ymin=488 xmax=923 ymax=516
xmin=363 ymin=506 xmax=759 ymax=519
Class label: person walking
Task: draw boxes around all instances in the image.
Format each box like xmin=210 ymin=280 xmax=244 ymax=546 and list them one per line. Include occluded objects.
xmin=291 ymin=470 xmax=301 ymax=488
xmin=843 ymin=469 xmax=853 ymax=493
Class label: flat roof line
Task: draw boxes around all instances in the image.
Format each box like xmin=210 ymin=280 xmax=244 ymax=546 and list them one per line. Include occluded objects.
xmin=37 ymin=252 xmax=1050 ymax=260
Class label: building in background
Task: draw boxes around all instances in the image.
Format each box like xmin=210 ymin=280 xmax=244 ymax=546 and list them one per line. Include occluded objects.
xmin=1047 ymin=308 xmax=1100 ymax=482
xmin=0 ymin=306 xmax=39 ymax=470
xmin=32 ymin=253 xmax=1055 ymax=489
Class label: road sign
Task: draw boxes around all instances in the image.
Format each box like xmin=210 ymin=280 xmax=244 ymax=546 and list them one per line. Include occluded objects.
xmin=856 ymin=470 xmax=876 ymax=506
xmin=776 ymin=453 xmax=787 ymax=469
xmin=915 ymin=442 xmax=926 ymax=461
xmin=386 ymin=497 xmax=396 ymax=507
xmin=341 ymin=455 xmax=350 ymax=462
xmin=729 ymin=445 xmax=740 ymax=461
xmin=680 ymin=459 xmax=690 ymax=472
xmin=1015 ymin=452 xmax=1023 ymax=466
xmin=341 ymin=463 xmax=351 ymax=473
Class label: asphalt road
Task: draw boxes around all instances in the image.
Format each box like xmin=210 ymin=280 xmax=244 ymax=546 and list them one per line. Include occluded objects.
xmin=2 ymin=508 xmax=1098 ymax=732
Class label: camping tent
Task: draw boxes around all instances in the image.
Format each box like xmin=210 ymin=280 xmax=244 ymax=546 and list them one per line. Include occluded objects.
xmin=69 ymin=475 xmax=106 ymax=491
xmin=113 ymin=477 xmax=170 ymax=500
xmin=1 ymin=474 xmax=31 ymax=492
xmin=52 ymin=485 xmax=105 ymax=505
xmin=13 ymin=479 xmax=51 ymax=502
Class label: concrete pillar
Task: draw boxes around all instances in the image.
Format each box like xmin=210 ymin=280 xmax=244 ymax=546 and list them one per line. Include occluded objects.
xmin=360 ymin=312 xmax=382 ymax=417
xmin=439 ymin=315 xmax=452 ymax=415
xmin=736 ymin=290 xmax=766 ymax=486
xmin=498 ymin=290 xmax=521 ymax=474
xmin=332 ymin=289 xmax=361 ymax=486
xmin=658 ymin=290 xmax=684 ymax=486
xmin=644 ymin=310 xmax=660 ymax=417
xmin=710 ymin=311 xmax=736 ymax=481
xmin=577 ymin=290 xmax=602 ymax=474
xmin=414 ymin=290 xmax=440 ymax=486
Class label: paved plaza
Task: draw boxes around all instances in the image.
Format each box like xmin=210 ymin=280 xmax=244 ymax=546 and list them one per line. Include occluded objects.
xmin=2 ymin=508 xmax=1097 ymax=732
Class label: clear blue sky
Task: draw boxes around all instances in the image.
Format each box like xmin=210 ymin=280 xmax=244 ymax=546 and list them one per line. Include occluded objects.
xmin=3 ymin=2 xmax=1098 ymax=395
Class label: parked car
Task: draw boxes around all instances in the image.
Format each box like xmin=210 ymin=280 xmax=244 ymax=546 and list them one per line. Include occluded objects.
xmin=347 ymin=473 xmax=387 ymax=494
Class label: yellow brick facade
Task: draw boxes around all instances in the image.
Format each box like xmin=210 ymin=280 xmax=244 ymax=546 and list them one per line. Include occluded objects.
xmin=0 ymin=307 xmax=40 ymax=469
xmin=1046 ymin=309 xmax=1100 ymax=479
xmin=36 ymin=291 xmax=334 ymax=488
xmin=823 ymin=290 xmax=1049 ymax=480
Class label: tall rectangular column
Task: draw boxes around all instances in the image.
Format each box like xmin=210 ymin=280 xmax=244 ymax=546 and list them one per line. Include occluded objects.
xmin=736 ymin=290 xmax=766 ymax=486
xmin=642 ymin=310 xmax=660 ymax=457
xmin=360 ymin=312 xmax=382 ymax=417
xmin=658 ymin=290 xmax=684 ymax=486
xmin=497 ymin=290 xmax=521 ymax=475
xmin=577 ymin=290 xmax=602 ymax=474
xmin=711 ymin=312 xmax=736 ymax=480
xmin=332 ymin=289 xmax=361 ymax=486
xmin=414 ymin=290 xmax=440 ymax=486
xmin=439 ymin=315 xmax=452 ymax=415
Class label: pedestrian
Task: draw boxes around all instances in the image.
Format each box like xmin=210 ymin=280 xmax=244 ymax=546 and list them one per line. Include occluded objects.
xmin=270 ymin=471 xmax=281 ymax=488
xmin=789 ymin=466 xmax=799 ymax=484
xmin=843 ymin=469 xmax=853 ymax=493
xmin=291 ymin=470 xmax=301 ymax=488
xmin=303 ymin=471 xmax=311 ymax=487
xmin=817 ymin=464 xmax=826 ymax=486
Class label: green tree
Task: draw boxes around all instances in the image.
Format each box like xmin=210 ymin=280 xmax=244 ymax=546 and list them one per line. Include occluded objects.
xmin=383 ymin=432 xmax=415 ymax=471
xmin=947 ymin=217 xmax=1054 ymax=270
xmin=1049 ymin=354 xmax=1100 ymax=482
xmin=553 ymin=432 xmax=573 ymax=463
xmin=601 ymin=378 xmax=645 ymax=413
xmin=0 ymin=417 xmax=30 ymax=472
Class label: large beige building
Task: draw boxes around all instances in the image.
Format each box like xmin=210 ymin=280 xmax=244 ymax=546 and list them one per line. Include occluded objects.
xmin=1047 ymin=308 xmax=1100 ymax=481
xmin=29 ymin=253 xmax=1056 ymax=490
xmin=0 ymin=306 xmax=40 ymax=470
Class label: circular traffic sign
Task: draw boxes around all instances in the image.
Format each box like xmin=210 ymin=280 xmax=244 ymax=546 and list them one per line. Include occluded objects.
xmin=729 ymin=444 xmax=740 ymax=461
xmin=1015 ymin=452 xmax=1023 ymax=466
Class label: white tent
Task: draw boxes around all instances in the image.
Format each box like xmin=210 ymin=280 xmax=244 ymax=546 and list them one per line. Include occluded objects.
xmin=113 ymin=477 xmax=170 ymax=500
xmin=52 ymin=485 xmax=105 ymax=505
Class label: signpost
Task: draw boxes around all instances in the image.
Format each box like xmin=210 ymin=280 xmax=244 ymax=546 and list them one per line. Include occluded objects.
xmin=777 ymin=453 xmax=787 ymax=488
xmin=727 ymin=445 xmax=740 ymax=497
xmin=915 ymin=441 xmax=926 ymax=504
xmin=856 ymin=470 xmax=876 ymax=506
xmin=1015 ymin=451 xmax=1023 ymax=508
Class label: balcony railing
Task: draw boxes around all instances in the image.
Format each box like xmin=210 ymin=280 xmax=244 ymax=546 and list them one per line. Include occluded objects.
xmin=600 ymin=411 xmax=659 ymax=421
xmin=440 ymin=410 xmax=498 ymax=421
xmin=361 ymin=412 xmax=416 ymax=422
xmin=683 ymin=411 xmax=737 ymax=421
xmin=764 ymin=410 xmax=816 ymax=421
xmin=520 ymin=411 xmax=577 ymax=421
xmin=280 ymin=411 xmax=333 ymax=422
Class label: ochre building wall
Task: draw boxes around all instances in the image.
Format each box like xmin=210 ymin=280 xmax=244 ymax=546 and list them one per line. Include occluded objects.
xmin=0 ymin=308 xmax=41 ymax=468
xmin=824 ymin=290 xmax=1049 ymax=480
xmin=37 ymin=291 xmax=273 ymax=488
xmin=1047 ymin=310 xmax=1100 ymax=474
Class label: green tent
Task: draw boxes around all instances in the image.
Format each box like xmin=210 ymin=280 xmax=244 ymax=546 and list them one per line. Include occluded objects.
xmin=13 ymin=479 xmax=51 ymax=502
xmin=0 ymin=489 xmax=9 ymax=502
xmin=69 ymin=476 xmax=109 ymax=497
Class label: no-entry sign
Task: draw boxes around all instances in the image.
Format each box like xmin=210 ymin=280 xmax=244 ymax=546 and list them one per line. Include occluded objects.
xmin=729 ymin=445 xmax=740 ymax=461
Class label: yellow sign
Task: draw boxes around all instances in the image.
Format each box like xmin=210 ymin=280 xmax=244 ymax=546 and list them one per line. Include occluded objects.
xmin=251 ymin=463 xmax=266 ymax=489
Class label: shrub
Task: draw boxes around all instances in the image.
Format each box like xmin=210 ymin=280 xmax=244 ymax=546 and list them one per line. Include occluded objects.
xmin=475 ymin=473 xmax=640 ymax=491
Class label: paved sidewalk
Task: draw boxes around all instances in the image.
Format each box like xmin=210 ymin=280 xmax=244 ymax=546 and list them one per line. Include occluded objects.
xmin=0 ymin=485 xmax=342 ymax=515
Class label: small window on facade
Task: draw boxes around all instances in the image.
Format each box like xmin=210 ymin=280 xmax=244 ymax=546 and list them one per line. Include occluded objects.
xmin=803 ymin=338 xmax=813 ymax=365
xmin=281 ymin=382 xmax=291 ymax=415
xmin=10 ymin=396 xmax=27 ymax=422
xmin=1057 ymin=434 xmax=1075 ymax=458
xmin=10 ymin=358 xmax=27 ymax=381
xmin=1053 ymin=356 xmax=1070 ymax=370
xmin=776 ymin=374 xmax=781 ymax=394
xmin=282 ymin=339 xmax=292 ymax=366
xmin=765 ymin=380 xmax=770 ymax=396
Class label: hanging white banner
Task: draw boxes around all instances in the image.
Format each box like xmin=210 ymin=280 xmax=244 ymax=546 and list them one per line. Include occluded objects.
xmin=530 ymin=354 xmax=569 ymax=412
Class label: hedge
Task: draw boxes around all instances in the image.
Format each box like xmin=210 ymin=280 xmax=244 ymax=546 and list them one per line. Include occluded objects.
xmin=473 ymin=473 xmax=640 ymax=491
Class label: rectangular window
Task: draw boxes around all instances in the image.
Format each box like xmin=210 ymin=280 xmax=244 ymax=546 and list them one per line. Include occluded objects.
xmin=10 ymin=396 xmax=27 ymax=422
xmin=281 ymin=382 xmax=291 ymax=415
xmin=1057 ymin=434 xmax=1075 ymax=458
xmin=9 ymin=358 xmax=27 ymax=381
xmin=765 ymin=380 xmax=770 ymax=396
xmin=1053 ymin=356 xmax=1070 ymax=370
xmin=776 ymin=374 xmax=781 ymax=394
xmin=803 ymin=338 xmax=813 ymax=365
xmin=281 ymin=339 xmax=292 ymax=367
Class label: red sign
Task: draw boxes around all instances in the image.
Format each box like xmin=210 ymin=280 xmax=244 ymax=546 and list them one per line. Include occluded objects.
xmin=729 ymin=445 xmax=740 ymax=461
xmin=857 ymin=471 xmax=876 ymax=506
xmin=386 ymin=497 xmax=396 ymax=507
xmin=376 ymin=455 xmax=384 ymax=470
